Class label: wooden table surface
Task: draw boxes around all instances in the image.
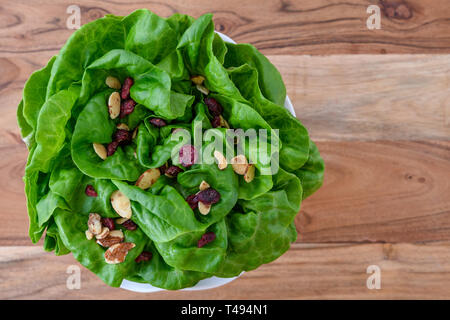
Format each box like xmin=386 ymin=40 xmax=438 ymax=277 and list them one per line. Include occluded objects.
xmin=1 ymin=0 xmax=449 ymax=299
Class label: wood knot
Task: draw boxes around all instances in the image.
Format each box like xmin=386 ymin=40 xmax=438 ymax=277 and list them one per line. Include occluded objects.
xmin=297 ymin=211 xmax=312 ymax=228
xmin=380 ymin=1 xmax=413 ymax=20
xmin=82 ymin=7 xmax=110 ymax=23
xmin=212 ymin=12 xmax=252 ymax=37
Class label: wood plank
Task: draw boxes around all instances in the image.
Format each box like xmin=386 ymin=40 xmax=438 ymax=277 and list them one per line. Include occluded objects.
xmin=3 ymin=54 xmax=450 ymax=141
xmin=275 ymin=54 xmax=450 ymax=141
xmin=1 ymin=140 xmax=449 ymax=245
xmin=297 ymin=140 xmax=450 ymax=243
xmin=1 ymin=0 xmax=450 ymax=56
xmin=2 ymin=242 xmax=450 ymax=299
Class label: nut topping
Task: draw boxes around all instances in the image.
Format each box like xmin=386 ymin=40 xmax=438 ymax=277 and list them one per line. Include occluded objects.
xmin=219 ymin=115 xmax=230 ymax=129
xmin=85 ymin=230 xmax=94 ymax=240
xmin=198 ymin=201 xmax=211 ymax=215
xmin=110 ymin=190 xmax=132 ymax=219
xmin=95 ymin=227 xmax=110 ymax=240
xmin=244 ymin=164 xmax=255 ymax=183
xmin=213 ymin=150 xmax=227 ymax=170
xmin=199 ymin=180 xmax=210 ymax=191
xmin=105 ymin=76 xmax=121 ymax=89
xmin=135 ymin=168 xmax=160 ymax=190
xmin=104 ymin=242 xmax=135 ymax=264
xmin=108 ymin=92 xmax=121 ymax=119
xmin=190 ymin=75 xmax=205 ymax=85
xmin=196 ymin=84 xmax=209 ymax=95
xmin=231 ymin=155 xmax=249 ymax=175
xmin=88 ymin=213 xmax=102 ymax=235
xmin=115 ymin=217 xmax=129 ymax=225
xmin=97 ymin=230 xmax=124 ymax=248
xmin=93 ymin=143 xmax=107 ymax=160
xmin=116 ymin=123 xmax=129 ymax=131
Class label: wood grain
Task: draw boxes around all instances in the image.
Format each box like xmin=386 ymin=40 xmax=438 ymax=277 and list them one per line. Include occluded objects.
xmin=275 ymin=54 xmax=450 ymax=141
xmin=1 ymin=0 xmax=450 ymax=299
xmin=1 ymin=53 xmax=449 ymax=245
xmin=297 ymin=140 xmax=450 ymax=243
xmin=2 ymin=243 xmax=450 ymax=299
xmin=3 ymin=54 xmax=450 ymax=141
xmin=1 ymin=140 xmax=449 ymax=245
xmin=1 ymin=0 xmax=450 ymax=56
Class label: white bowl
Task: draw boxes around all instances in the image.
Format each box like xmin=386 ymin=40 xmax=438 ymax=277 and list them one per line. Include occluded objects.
xmin=120 ymin=31 xmax=295 ymax=293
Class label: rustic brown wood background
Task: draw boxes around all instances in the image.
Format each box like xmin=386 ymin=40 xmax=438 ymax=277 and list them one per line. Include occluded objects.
xmin=1 ymin=0 xmax=449 ymax=299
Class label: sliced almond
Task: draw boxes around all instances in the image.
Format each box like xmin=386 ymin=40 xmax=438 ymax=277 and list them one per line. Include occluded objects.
xmin=117 ymin=123 xmax=129 ymax=131
xmin=198 ymin=201 xmax=211 ymax=215
xmin=97 ymin=230 xmax=124 ymax=247
xmin=105 ymin=76 xmax=121 ymax=89
xmin=104 ymin=242 xmax=135 ymax=264
xmin=93 ymin=143 xmax=107 ymax=160
xmin=110 ymin=190 xmax=132 ymax=219
xmin=108 ymin=91 xmax=121 ymax=119
xmin=191 ymin=75 xmax=205 ymax=85
xmin=244 ymin=164 xmax=255 ymax=183
xmin=219 ymin=115 xmax=230 ymax=129
xmin=109 ymin=230 xmax=124 ymax=238
xmin=135 ymin=168 xmax=160 ymax=190
xmin=196 ymin=84 xmax=209 ymax=95
xmin=231 ymin=155 xmax=249 ymax=175
xmin=95 ymin=227 xmax=110 ymax=240
xmin=115 ymin=217 xmax=129 ymax=225
xmin=199 ymin=180 xmax=210 ymax=191
xmin=132 ymin=127 xmax=138 ymax=139
xmin=88 ymin=213 xmax=102 ymax=235
xmin=85 ymin=230 xmax=94 ymax=240
xmin=214 ymin=150 xmax=227 ymax=170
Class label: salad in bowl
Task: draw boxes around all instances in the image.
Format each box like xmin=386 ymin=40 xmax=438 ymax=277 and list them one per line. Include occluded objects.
xmin=17 ymin=9 xmax=324 ymax=290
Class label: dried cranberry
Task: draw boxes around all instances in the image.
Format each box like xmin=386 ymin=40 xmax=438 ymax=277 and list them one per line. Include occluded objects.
xmin=135 ymin=251 xmax=152 ymax=263
xmin=101 ymin=218 xmax=115 ymax=231
xmin=149 ymin=118 xmax=167 ymax=128
xmin=122 ymin=219 xmax=137 ymax=231
xmin=186 ymin=194 xmax=199 ymax=210
xmin=121 ymin=77 xmax=134 ymax=100
xmin=107 ymin=141 xmax=120 ymax=156
xmin=196 ymin=188 xmax=221 ymax=205
xmin=179 ymin=144 xmax=198 ymax=168
xmin=165 ymin=166 xmax=182 ymax=178
xmin=113 ymin=129 xmax=131 ymax=144
xmin=204 ymin=97 xmax=223 ymax=116
xmin=197 ymin=232 xmax=216 ymax=248
xmin=120 ymin=99 xmax=136 ymax=118
xmin=159 ymin=164 xmax=168 ymax=175
xmin=211 ymin=115 xmax=221 ymax=128
xmin=85 ymin=185 xmax=98 ymax=197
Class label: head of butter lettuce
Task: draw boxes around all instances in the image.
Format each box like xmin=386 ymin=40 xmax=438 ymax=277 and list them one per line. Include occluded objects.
xmin=16 ymin=9 xmax=324 ymax=289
